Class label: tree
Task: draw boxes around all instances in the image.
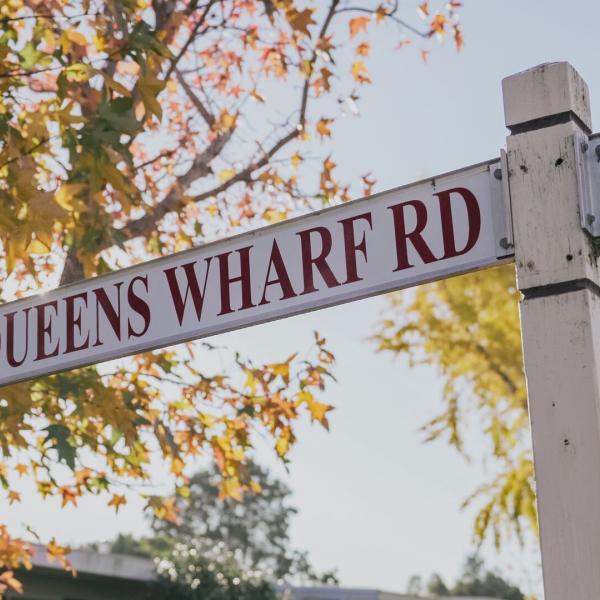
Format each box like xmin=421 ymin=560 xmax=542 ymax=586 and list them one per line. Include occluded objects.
xmin=152 ymin=462 xmax=336 ymax=583
xmin=411 ymin=554 xmax=525 ymax=600
xmin=95 ymin=462 xmax=336 ymax=583
xmin=0 ymin=0 xmax=464 ymax=593
xmin=156 ymin=539 xmax=278 ymax=600
xmin=374 ymin=266 xmax=536 ymax=548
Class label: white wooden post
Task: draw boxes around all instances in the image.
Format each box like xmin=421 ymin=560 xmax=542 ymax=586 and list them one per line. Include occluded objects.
xmin=503 ymin=63 xmax=600 ymax=599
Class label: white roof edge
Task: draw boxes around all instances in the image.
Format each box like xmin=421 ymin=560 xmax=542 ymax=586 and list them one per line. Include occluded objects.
xmin=30 ymin=543 xmax=156 ymax=582
xmin=28 ymin=546 xmax=497 ymax=600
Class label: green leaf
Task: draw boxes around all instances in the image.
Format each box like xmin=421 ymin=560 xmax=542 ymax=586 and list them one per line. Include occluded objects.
xmin=98 ymin=97 xmax=140 ymax=136
xmin=44 ymin=424 xmax=77 ymax=469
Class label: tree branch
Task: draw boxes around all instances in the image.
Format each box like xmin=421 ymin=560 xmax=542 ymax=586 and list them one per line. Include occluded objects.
xmin=175 ymin=69 xmax=215 ymax=127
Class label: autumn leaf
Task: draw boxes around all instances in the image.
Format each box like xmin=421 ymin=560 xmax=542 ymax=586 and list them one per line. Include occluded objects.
xmin=107 ymin=494 xmax=127 ymax=513
xmin=349 ymin=16 xmax=370 ymax=38
xmin=60 ymin=487 xmax=78 ymax=508
xmin=375 ymin=5 xmax=389 ymax=22
xmin=290 ymin=152 xmax=303 ymax=167
xmin=54 ymin=184 xmax=88 ymax=212
xmin=362 ymin=173 xmax=376 ymax=196
xmin=431 ymin=14 xmax=447 ymax=36
xmin=454 ymin=26 xmax=464 ymax=50
xmin=218 ymin=168 xmax=236 ymax=183
xmin=47 ymin=539 xmax=72 ymax=572
xmin=138 ymin=75 xmax=166 ymax=121
xmin=8 ymin=491 xmax=21 ymax=505
xmin=356 ymin=42 xmax=370 ymax=56
xmin=0 ymin=571 xmax=22 ymax=594
xmin=351 ymin=61 xmax=371 ymax=84
xmin=417 ymin=1 xmax=430 ymax=18
xmin=316 ymin=118 xmax=333 ymax=138
xmin=215 ymin=109 xmax=237 ymax=133
xmin=286 ymin=7 xmax=316 ymax=37
xmin=14 ymin=464 xmax=28 ymax=477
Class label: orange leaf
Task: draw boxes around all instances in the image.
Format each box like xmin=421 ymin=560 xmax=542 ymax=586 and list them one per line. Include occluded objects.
xmin=349 ymin=16 xmax=370 ymax=38
xmin=60 ymin=487 xmax=78 ymax=508
xmin=356 ymin=42 xmax=370 ymax=56
xmin=316 ymin=118 xmax=333 ymax=138
xmin=14 ymin=463 xmax=28 ymax=476
xmin=0 ymin=571 xmax=22 ymax=594
xmin=454 ymin=26 xmax=464 ymax=51
xmin=417 ymin=2 xmax=429 ymax=18
xmin=47 ymin=539 xmax=73 ymax=573
xmin=107 ymin=494 xmax=127 ymax=513
xmin=431 ymin=14 xmax=447 ymax=35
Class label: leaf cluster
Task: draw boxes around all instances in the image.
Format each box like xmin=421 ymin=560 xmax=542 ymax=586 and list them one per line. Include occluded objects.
xmin=374 ymin=265 xmax=536 ymax=548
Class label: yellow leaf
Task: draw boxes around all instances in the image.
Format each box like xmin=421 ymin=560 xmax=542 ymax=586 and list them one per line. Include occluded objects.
xmin=27 ymin=238 xmax=50 ymax=255
xmin=138 ymin=75 xmax=165 ymax=121
xmin=275 ymin=436 xmax=289 ymax=457
xmin=215 ymin=109 xmax=237 ymax=133
xmin=220 ymin=477 xmax=243 ymax=501
xmin=64 ymin=63 xmax=92 ymax=83
xmin=218 ymin=168 xmax=236 ymax=183
xmin=262 ymin=208 xmax=288 ymax=223
xmin=66 ymin=29 xmax=87 ymax=46
xmin=351 ymin=61 xmax=371 ymax=84
xmin=55 ymin=184 xmax=87 ymax=212
xmin=291 ymin=152 xmax=303 ymax=167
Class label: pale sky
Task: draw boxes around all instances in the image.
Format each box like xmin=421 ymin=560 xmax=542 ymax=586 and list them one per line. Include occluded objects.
xmin=5 ymin=1 xmax=600 ymax=598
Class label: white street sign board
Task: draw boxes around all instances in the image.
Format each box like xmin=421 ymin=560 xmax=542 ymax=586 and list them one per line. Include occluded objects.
xmin=0 ymin=158 xmax=513 ymax=386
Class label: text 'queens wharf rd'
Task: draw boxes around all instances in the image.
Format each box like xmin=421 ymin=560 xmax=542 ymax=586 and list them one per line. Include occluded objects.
xmin=0 ymin=161 xmax=507 ymax=386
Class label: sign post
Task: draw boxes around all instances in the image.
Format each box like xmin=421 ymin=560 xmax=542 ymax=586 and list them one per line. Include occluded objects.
xmin=503 ymin=62 xmax=600 ymax=599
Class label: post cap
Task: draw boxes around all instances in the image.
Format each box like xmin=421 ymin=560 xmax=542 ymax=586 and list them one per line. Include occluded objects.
xmin=502 ymin=62 xmax=591 ymax=132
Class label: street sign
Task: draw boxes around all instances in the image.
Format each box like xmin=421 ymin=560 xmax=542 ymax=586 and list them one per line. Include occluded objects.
xmin=0 ymin=158 xmax=513 ymax=386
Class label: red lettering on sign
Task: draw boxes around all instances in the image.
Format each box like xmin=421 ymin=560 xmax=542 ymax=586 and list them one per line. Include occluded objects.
xmin=297 ymin=226 xmax=340 ymax=295
xmin=93 ymin=284 xmax=123 ymax=347
xmin=339 ymin=212 xmax=373 ymax=284
xmin=259 ymin=240 xmax=297 ymax=305
xmin=65 ymin=292 xmax=89 ymax=354
xmin=164 ymin=259 xmax=213 ymax=325
xmin=388 ymin=200 xmax=436 ymax=271
xmin=5 ymin=309 xmax=30 ymax=367
xmin=436 ymin=187 xmax=481 ymax=259
xmin=127 ymin=276 xmax=150 ymax=338
xmin=217 ymin=247 xmax=255 ymax=316
xmin=35 ymin=301 xmax=59 ymax=361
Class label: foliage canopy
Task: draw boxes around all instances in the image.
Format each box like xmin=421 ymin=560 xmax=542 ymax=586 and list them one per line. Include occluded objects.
xmin=375 ymin=266 xmax=537 ymax=548
xmin=0 ymin=0 xmax=463 ymax=593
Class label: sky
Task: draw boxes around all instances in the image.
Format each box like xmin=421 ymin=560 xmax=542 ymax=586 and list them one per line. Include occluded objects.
xmin=5 ymin=1 xmax=600 ymax=598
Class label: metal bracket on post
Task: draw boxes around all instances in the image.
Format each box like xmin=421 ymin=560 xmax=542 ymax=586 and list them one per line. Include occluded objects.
xmin=488 ymin=149 xmax=514 ymax=259
xmin=575 ymin=130 xmax=600 ymax=237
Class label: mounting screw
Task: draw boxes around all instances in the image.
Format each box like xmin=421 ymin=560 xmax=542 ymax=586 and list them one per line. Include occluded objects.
xmin=493 ymin=168 xmax=502 ymax=180
xmin=582 ymin=141 xmax=589 ymax=153
xmin=499 ymin=237 xmax=513 ymax=250
xmin=587 ymin=214 xmax=596 ymax=226
xmin=595 ymin=145 xmax=600 ymax=163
